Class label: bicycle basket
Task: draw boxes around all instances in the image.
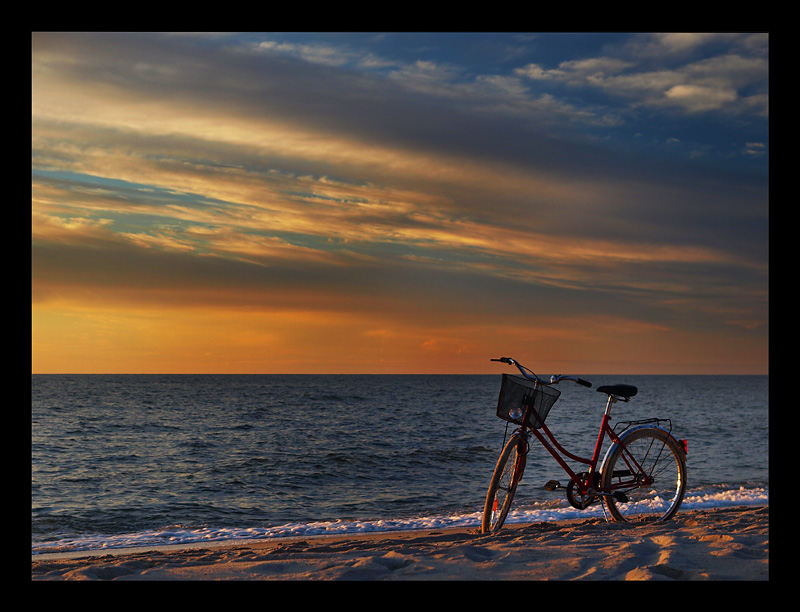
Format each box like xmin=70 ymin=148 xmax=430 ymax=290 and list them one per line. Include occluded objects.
xmin=496 ymin=374 xmax=561 ymax=429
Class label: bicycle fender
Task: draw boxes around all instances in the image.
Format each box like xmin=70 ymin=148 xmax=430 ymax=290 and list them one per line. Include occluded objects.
xmin=599 ymin=425 xmax=679 ymax=476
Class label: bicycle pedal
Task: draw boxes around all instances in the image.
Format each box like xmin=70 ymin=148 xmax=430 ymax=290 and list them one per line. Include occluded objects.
xmin=544 ymin=480 xmax=562 ymax=491
xmin=613 ymin=492 xmax=629 ymax=503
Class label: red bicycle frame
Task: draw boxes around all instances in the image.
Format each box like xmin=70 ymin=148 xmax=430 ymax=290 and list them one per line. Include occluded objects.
xmin=522 ymin=395 xmax=650 ymax=496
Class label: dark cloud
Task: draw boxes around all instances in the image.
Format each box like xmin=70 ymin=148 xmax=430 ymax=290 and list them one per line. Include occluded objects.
xmin=31 ymin=33 xmax=769 ymax=373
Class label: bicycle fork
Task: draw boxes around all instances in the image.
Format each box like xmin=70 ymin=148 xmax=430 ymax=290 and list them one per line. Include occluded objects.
xmin=511 ymin=434 xmax=529 ymax=486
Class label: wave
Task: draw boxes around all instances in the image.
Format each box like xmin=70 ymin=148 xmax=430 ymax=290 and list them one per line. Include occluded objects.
xmin=31 ymin=483 xmax=767 ymax=556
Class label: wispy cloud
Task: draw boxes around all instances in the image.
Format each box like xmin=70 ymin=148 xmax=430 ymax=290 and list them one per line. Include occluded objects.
xmin=515 ymin=33 xmax=768 ymax=117
xmin=31 ymin=32 xmax=768 ymax=373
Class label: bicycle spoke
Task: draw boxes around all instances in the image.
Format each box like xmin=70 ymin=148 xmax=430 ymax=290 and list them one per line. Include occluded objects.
xmin=602 ymin=428 xmax=686 ymax=522
xmin=481 ymin=435 xmax=525 ymax=533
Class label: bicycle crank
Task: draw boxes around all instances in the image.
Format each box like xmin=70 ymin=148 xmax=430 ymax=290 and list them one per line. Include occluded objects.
xmin=596 ymin=491 xmax=630 ymax=504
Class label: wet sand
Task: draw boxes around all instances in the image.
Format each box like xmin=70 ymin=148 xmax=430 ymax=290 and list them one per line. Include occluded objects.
xmin=31 ymin=505 xmax=768 ymax=581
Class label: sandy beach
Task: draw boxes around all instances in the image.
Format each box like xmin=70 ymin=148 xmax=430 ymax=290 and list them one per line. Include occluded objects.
xmin=31 ymin=504 xmax=768 ymax=581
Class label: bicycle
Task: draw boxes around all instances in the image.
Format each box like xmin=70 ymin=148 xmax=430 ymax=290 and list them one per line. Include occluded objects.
xmin=481 ymin=357 xmax=687 ymax=534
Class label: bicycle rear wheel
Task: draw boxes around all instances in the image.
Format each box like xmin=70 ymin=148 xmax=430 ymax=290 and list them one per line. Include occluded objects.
xmin=481 ymin=434 xmax=526 ymax=534
xmin=601 ymin=427 xmax=686 ymax=523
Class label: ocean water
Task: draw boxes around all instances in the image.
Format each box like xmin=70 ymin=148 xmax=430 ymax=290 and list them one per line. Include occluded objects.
xmin=31 ymin=373 xmax=768 ymax=555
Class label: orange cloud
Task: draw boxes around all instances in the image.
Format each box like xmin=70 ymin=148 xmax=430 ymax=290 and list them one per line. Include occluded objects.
xmin=31 ymin=33 xmax=768 ymax=375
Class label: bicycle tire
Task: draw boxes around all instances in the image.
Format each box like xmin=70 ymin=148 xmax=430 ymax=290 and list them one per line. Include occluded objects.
xmin=601 ymin=427 xmax=686 ymax=523
xmin=481 ymin=435 xmax=526 ymax=534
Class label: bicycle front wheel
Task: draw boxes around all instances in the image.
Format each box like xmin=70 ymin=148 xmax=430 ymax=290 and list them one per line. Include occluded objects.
xmin=481 ymin=434 xmax=526 ymax=534
xmin=601 ymin=427 xmax=686 ymax=523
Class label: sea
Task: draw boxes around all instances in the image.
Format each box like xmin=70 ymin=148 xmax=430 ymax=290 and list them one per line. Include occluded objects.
xmin=31 ymin=373 xmax=768 ymax=556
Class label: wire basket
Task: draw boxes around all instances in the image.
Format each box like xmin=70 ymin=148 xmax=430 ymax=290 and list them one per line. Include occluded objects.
xmin=496 ymin=374 xmax=561 ymax=429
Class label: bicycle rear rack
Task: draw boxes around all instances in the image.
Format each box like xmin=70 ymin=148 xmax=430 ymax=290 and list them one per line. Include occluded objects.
xmin=613 ymin=417 xmax=672 ymax=436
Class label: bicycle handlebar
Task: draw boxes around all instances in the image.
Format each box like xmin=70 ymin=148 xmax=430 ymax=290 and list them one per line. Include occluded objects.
xmin=491 ymin=357 xmax=592 ymax=388
xmin=566 ymin=376 xmax=593 ymax=388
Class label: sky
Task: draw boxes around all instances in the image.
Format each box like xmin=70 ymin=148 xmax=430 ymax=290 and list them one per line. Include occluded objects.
xmin=31 ymin=32 xmax=769 ymax=375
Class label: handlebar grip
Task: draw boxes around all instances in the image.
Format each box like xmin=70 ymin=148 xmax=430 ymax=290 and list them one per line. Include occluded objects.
xmin=490 ymin=357 xmax=512 ymax=363
xmin=577 ymin=378 xmax=592 ymax=388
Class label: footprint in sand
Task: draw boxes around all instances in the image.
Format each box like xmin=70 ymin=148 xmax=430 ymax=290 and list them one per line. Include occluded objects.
xmin=453 ymin=544 xmax=496 ymax=563
xmin=332 ymin=551 xmax=420 ymax=580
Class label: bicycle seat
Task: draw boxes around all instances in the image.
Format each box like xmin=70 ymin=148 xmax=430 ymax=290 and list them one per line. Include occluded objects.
xmin=596 ymin=384 xmax=638 ymax=398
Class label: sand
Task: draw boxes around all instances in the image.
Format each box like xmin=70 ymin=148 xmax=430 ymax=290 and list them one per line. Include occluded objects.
xmin=31 ymin=504 xmax=768 ymax=581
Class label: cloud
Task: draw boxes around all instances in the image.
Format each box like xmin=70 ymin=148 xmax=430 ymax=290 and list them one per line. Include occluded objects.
xmin=514 ymin=33 xmax=768 ymax=117
xmin=31 ymin=33 xmax=769 ymax=373
xmin=744 ymin=142 xmax=767 ymax=157
xmin=253 ymin=40 xmax=360 ymax=67
xmin=629 ymin=33 xmax=767 ymax=58
xmin=663 ymin=83 xmax=738 ymax=112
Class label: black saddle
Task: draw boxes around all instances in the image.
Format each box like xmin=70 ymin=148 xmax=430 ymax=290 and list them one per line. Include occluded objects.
xmin=596 ymin=384 xmax=638 ymax=398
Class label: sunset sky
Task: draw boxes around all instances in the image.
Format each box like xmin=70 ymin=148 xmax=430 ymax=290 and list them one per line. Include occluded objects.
xmin=32 ymin=32 xmax=769 ymax=375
